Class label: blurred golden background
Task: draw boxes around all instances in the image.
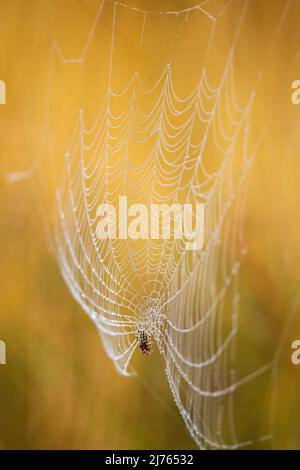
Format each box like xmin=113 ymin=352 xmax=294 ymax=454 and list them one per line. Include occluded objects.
xmin=1 ymin=0 xmax=300 ymax=449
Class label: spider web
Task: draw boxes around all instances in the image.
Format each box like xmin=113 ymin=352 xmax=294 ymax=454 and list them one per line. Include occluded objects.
xmin=49 ymin=0 xmax=278 ymax=449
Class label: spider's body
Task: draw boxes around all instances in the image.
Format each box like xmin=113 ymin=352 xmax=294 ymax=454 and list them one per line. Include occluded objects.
xmin=137 ymin=330 xmax=152 ymax=355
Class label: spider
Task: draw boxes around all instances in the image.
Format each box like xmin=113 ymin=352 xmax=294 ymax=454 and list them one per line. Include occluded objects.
xmin=137 ymin=329 xmax=152 ymax=355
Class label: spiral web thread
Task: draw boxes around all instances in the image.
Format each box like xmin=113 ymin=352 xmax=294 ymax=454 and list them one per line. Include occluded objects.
xmin=52 ymin=0 xmax=277 ymax=449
